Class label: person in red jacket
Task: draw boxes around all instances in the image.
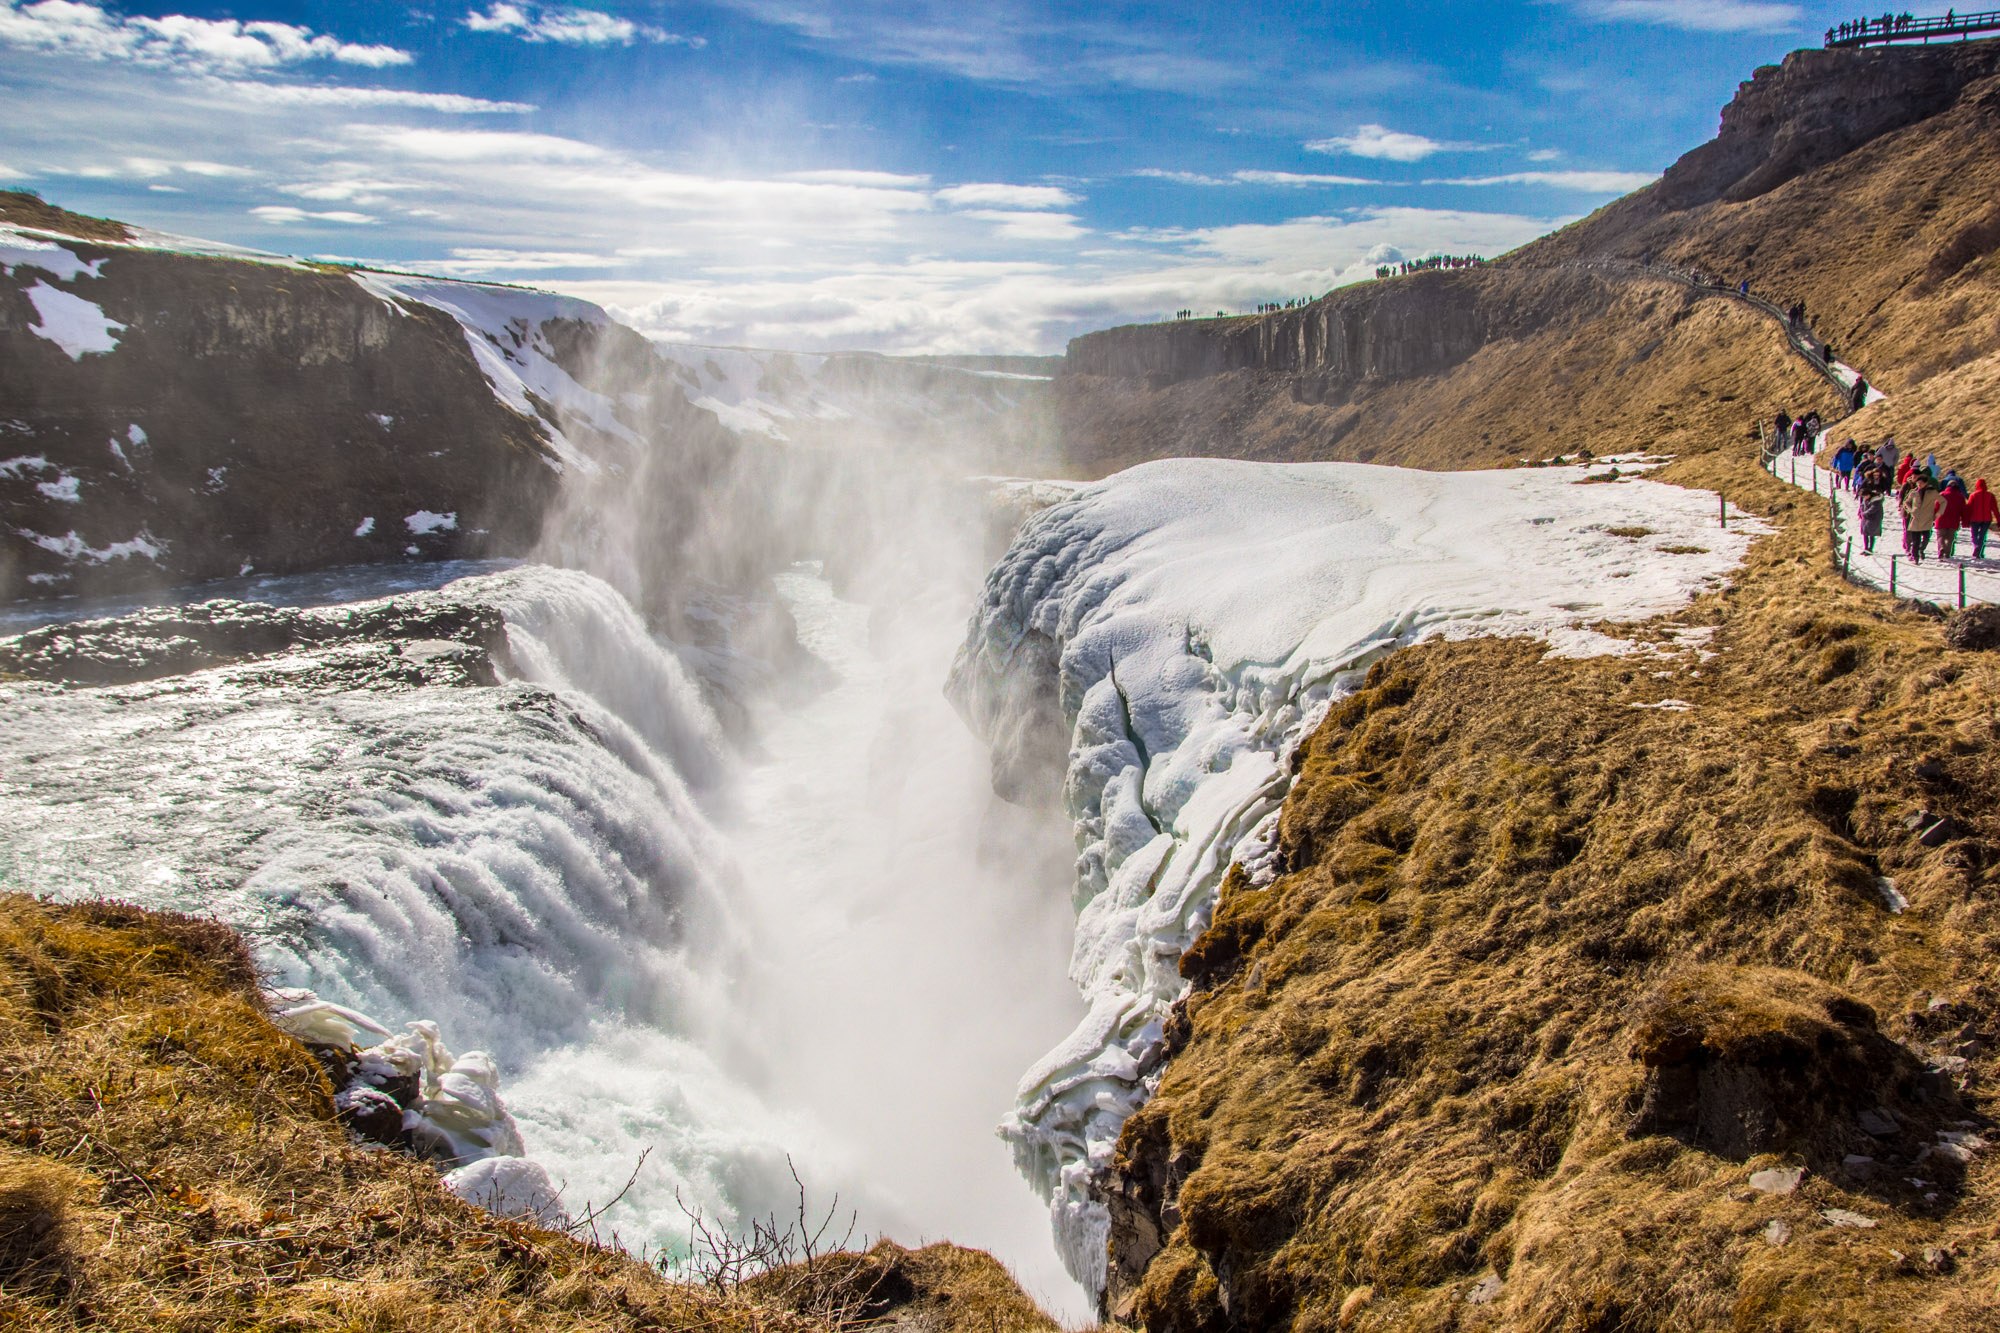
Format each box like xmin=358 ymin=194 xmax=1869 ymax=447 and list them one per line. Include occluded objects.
xmin=1936 ymin=479 xmax=1969 ymax=558
xmin=1968 ymin=478 xmax=1999 ymax=560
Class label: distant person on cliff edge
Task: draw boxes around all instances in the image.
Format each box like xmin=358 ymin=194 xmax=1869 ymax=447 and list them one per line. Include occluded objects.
xmin=1966 ymin=479 xmax=1997 ymax=559
xmin=1851 ymin=378 xmax=1869 ymax=412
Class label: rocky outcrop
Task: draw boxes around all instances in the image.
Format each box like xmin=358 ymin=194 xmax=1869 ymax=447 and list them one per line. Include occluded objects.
xmin=1623 ymin=42 xmax=2000 ymax=219
xmin=0 ymin=193 xmax=746 ymax=610
xmin=1064 ymin=268 xmax=1499 ymax=391
xmin=0 ymin=225 xmax=556 ymax=602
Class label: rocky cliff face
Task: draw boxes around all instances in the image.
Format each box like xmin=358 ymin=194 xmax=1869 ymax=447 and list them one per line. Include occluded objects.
xmin=1629 ymin=41 xmax=2000 ymax=217
xmin=0 ymin=194 xmax=737 ymax=609
xmin=1064 ymin=270 xmax=1493 ymax=390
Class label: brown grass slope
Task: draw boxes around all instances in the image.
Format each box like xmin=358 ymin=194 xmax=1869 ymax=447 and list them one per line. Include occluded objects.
xmin=1520 ymin=43 xmax=2000 ymax=481
xmin=1058 ymin=41 xmax=2000 ymax=483
xmin=1103 ymin=447 xmax=2000 ymax=1331
xmin=0 ymin=893 xmax=1055 ymax=1332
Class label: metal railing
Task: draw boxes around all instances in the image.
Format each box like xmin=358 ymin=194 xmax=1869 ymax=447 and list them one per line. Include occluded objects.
xmin=1761 ymin=437 xmax=2000 ymax=608
xmin=1826 ymin=9 xmax=2000 ymax=47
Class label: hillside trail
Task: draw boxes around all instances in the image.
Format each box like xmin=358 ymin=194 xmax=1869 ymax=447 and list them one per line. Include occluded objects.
xmin=1524 ymin=256 xmax=2000 ymax=608
xmin=1519 ymin=256 xmax=1877 ymax=403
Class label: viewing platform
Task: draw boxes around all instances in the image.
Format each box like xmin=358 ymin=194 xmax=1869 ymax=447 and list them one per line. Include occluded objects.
xmin=1826 ymin=8 xmax=2000 ymax=47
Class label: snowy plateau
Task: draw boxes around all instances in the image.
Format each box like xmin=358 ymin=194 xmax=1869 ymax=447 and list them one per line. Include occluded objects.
xmin=952 ymin=457 xmax=1761 ymax=1291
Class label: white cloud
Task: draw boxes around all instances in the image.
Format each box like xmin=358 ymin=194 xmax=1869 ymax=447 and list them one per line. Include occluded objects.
xmin=0 ymin=1 xmax=410 ymax=70
xmin=1132 ymin=169 xmax=1382 ymax=188
xmin=1306 ymin=124 xmax=1447 ymax=162
xmin=1528 ymin=148 xmax=1564 ymax=162
xmin=427 ymin=246 xmax=625 ymax=273
xmin=935 ymin=182 xmax=1080 ymax=210
xmin=708 ymin=0 xmax=1243 ymax=92
xmin=961 ymin=209 xmax=1086 ymax=241
xmin=461 ymin=3 xmax=705 ymax=47
xmin=1569 ymin=0 xmax=1801 ymax=33
xmin=1233 ymin=170 xmax=1378 ymax=187
xmin=278 ymin=177 xmax=417 ymax=205
xmin=250 ymin=205 xmax=376 ymax=224
xmin=349 ymin=126 xmax=618 ymax=165
xmin=1427 ymin=169 xmax=1658 ymax=191
xmin=216 ymin=81 xmax=534 ymax=114
xmin=47 ymin=155 xmax=256 ymax=182
xmin=787 ymin=168 xmax=932 ymax=187
xmin=1132 ymin=168 xmax=1234 ymax=187
xmin=178 ymin=159 xmax=253 ymax=177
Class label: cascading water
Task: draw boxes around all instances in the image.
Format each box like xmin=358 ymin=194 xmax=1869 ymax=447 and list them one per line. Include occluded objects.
xmin=0 ymin=536 xmax=1093 ymax=1317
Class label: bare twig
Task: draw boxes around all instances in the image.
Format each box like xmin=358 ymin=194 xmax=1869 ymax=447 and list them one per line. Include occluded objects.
xmin=562 ymin=1146 xmax=652 ymax=1244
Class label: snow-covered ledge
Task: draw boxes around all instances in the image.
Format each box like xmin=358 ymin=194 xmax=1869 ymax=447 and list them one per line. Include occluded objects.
xmin=947 ymin=457 xmax=1764 ymax=1295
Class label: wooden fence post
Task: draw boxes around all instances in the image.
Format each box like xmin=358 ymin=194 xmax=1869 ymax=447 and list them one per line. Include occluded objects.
xmin=1890 ymin=556 xmax=1899 ymax=597
xmin=1960 ymin=566 xmax=1967 ymax=609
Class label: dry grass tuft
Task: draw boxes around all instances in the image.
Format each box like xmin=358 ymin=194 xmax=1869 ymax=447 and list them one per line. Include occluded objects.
xmin=0 ymin=1151 xmax=87 ymax=1298
xmin=748 ymin=1239 xmax=1062 ymax=1332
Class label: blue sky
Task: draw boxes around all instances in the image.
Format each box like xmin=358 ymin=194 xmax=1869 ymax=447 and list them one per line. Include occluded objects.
xmin=1 ymin=0 xmax=1849 ymax=352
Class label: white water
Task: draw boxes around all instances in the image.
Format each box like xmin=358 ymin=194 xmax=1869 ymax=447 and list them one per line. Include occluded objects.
xmin=722 ymin=565 xmax=1084 ymax=1313
xmin=0 ymin=552 xmax=1090 ymax=1318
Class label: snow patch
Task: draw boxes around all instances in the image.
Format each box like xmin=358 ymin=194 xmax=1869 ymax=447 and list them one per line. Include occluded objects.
xmin=355 ymin=516 xmax=376 ymax=537
xmin=351 ymin=273 xmax=625 ymax=473
xmin=444 ymin=1156 xmax=565 ymax=1226
xmin=0 ymin=455 xmax=51 ymax=479
xmin=950 ymin=457 xmax=1764 ymax=1293
xmin=19 ymin=527 xmax=164 ymax=564
xmin=0 ymin=228 xmax=104 ymax=281
xmin=24 ymin=281 xmax=125 ymax=359
xmin=36 ymin=472 xmax=80 ymax=503
xmin=406 ymin=510 xmax=458 ymax=536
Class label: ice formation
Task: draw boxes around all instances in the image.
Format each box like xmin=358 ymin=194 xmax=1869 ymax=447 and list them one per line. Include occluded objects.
xmin=950 ymin=457 xmax=1765 ymax=1292
xmin=268 ymin=988 xmax=536 ymax=1173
